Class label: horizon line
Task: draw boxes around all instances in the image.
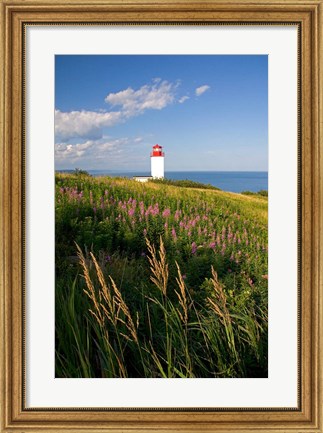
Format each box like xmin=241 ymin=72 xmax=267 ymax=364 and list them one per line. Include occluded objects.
xmin=56 ymin=169 xmax=268 ymax=173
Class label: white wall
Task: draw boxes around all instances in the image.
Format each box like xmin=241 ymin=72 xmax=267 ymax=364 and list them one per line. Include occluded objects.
xmin=133 ymin=177 xmax=149 ymax=183
xmin=151 ymin=156 xmax=164 ymax=178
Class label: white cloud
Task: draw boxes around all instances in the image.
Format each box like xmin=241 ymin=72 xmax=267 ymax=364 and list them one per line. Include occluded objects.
xmin=55 ymin=80 xmax=178 ymax=142
xmin=195 ymin=85 xmax=210 ymax=96
xmin=178 ymin=95 xmax=190 ymax=104
xmin=55 ymin=140 xmax=94 ymax=160
xmin=55 ymin=136 xmax=144 ymax=165
xmin=105 ymin=80 xmax=176 ymax=115
xmin=55 ymin=109 xmax=123 ymax=141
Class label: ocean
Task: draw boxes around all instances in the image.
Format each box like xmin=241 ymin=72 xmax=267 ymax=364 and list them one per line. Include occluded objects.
xmin=78 ymin=170 xmax=268 ymax=193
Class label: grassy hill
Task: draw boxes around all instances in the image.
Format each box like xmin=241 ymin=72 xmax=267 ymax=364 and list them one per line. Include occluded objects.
xmin=55 ymin=173 xmax=268 ymax=378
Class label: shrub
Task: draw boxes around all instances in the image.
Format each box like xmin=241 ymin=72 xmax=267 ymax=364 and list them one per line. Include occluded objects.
xmin=74 ymin=168 xmax=91 ymax=177
xmin=150 ymin=178 xmax=221 ymax=191
xmin=241 ymin=190 xmax=268 ymax=197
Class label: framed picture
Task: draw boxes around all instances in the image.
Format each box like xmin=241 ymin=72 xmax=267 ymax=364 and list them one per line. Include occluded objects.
xmin=1 ymin=0 xmax=322 ymax=432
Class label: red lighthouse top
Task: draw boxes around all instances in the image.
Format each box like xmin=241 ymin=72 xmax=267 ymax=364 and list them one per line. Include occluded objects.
xmin=151 ymin=144 xmax=165 ymax=157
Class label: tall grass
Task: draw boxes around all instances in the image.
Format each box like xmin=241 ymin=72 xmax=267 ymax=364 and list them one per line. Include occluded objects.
xmin=56 ymin=237 xmax=267 ymax=378
xmin=55 ymin=174 xmax=268 ymax=378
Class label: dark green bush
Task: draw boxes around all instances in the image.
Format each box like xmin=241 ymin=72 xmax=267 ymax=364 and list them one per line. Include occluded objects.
xmin=150 ymin=178 xmax=221 ymax=191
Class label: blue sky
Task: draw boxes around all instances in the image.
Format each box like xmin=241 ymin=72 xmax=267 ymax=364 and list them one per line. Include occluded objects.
xmin=55 ymin=55 xmax=268 ymax=171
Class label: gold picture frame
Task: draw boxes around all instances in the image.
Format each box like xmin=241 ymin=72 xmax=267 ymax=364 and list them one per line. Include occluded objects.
xmin=1 ymin=0 xmax=322 ymax=431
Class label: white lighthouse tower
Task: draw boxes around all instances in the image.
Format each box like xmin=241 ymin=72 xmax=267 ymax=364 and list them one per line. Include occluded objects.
xmin=150 ymin=144 xmax=165 ymax=179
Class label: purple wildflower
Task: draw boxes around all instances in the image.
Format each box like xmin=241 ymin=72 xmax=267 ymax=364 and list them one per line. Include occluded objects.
xmin=162 ymin=208 xmax=171 ymax=218
xmin=171 ymin=227 xmax=177 ymax=240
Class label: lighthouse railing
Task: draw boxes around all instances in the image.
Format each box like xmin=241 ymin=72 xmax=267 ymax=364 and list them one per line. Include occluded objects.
xmin=150 ymin=152 xmax=165 ymax=157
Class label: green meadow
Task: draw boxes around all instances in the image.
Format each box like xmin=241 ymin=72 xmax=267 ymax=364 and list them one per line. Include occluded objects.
xmin=55 ymin=173 xmax=268 ymax=378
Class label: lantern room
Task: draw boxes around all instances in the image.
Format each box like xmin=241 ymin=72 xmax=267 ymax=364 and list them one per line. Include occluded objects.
xmin=151 ymin=144 xmax=165 ymax=157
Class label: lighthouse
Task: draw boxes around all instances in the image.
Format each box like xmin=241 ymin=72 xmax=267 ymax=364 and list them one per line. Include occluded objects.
xmin=150 ymin=144 xmax=165 ymax=179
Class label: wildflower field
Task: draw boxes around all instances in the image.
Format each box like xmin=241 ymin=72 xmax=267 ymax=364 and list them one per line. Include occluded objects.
xmin=55 ymin=173 xmax=268 ymax=378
